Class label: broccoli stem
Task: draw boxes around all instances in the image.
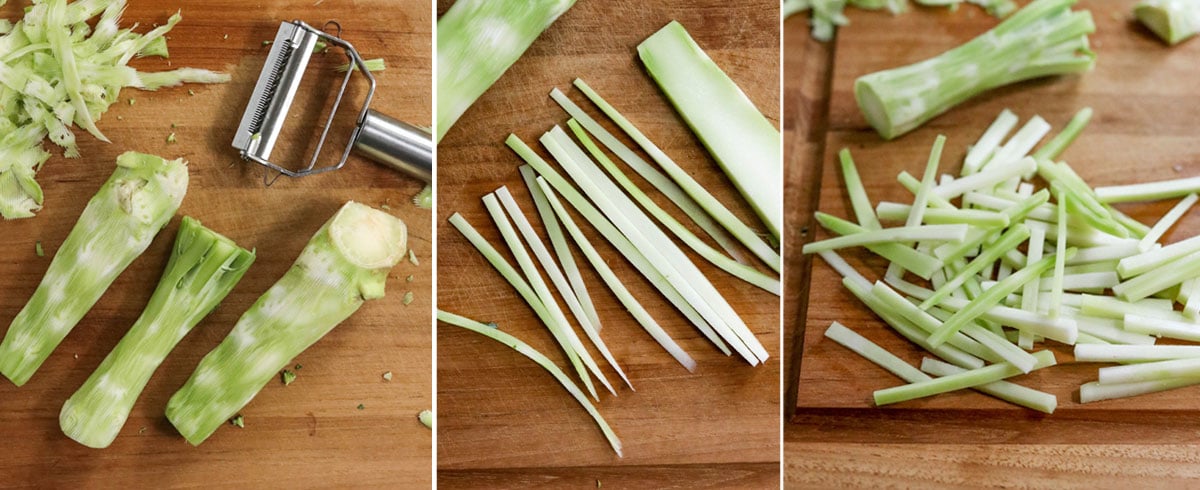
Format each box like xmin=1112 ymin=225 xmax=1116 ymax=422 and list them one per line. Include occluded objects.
xmin=165 ymin=202 xmax=406 ymax=445
xmin=1135 ymin=0 xmax=1200 ymax=45
xmin=436 ymin=0 xmax=575 ymax=141
xmin=854 ymin=0 xmax=1095 ymax=139
xmin=60 ymin=217 xmax=254 ymax=449
xmin=0 ymin=152 xmax=188 ymax=386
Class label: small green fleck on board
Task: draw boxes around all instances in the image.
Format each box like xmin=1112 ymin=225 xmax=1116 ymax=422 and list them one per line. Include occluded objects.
xmin=413 ymin=185 xmax=432 ymax=209
xmin=281 ymin=369 xmax=296 ymax=386
xmin=188 ymin=89 xmax=195 ymax=96
xmin=34 ymin=241 xmax=43 ymax=257
xmin=166 ymin=132 xmax=176 ymax=143
xmin=418 ymin=410 xmax=432 ymax=429
xmin=262 ymin=40 xmax=272 ymax=46
xmin=382 ymin=371 xmax=393 ymax=382
xmin=128 ymin=98 xmax=135 ymax=106
xmin=403 ymin=291 xmax=414 ymax=305
xmin=406 ymin=275 xmax=414 ymax=282
xmin=295 ymin=363 xmax=303 ymax=370
xmin=408 ymin=249 xmax=419 ymax=266
xmin=229 ymin=415 xmax=244 ymax=428
xmin=356 ymin=403 xmax=365 ymax=410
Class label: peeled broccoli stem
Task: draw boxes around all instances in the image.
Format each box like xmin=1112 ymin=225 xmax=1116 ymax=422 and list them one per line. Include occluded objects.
xmin=60 ymin=217 xmax=254 ymax=449
xmin=0 ymin=151 xmax=188 ymax=386
xmin=854 ymin=0 xmax=1095 ymax=140
xmin=165 ymin=201 xmax=406 ymax=446
xmin=1135 ymin=0 xmax=1200 ymax=45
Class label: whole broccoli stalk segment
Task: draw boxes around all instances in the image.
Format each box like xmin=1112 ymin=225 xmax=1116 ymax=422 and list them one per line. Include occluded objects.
xmin=165 ymin=201 xmax=407 ymax=446
xmin=0 ymin=0 xmax=228 ymax=219
xmin=59 ymin=217 xmax=255 ymax=449
xmin=854 ymin=0 xmax=1095 ymax=139
xmin=0 ymin=151 xmax=188 ymax=386
xmin=1135 ymin=0 xmax=1200 ymax=45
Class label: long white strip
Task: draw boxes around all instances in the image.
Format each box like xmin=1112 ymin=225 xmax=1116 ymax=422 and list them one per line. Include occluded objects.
xmin=509 ymin=135 xmax=730 ymax=356
xmin=543 ymin=128 xmax=767 ymax=364
xmin=982 ymin=115 xmax=1051 ymax=175
xmin=922 ymin=358 xmax=1057 ymax=414
xmin=538 ymin=178 xmax=698 ymax=372
xmin=824 ymin=322 xmax=929 ymax=383
xmin=963 ymin=108 xmax=1019 ymax=174
xmin=495 ymin=186 xmax=633 ymax=390
xmin=548 ymin=87 xmax=761 ymax=267
xmin=1098 ymin=357 xmax=1200 ymax=385
xmin=519 ymin=165 xmax=602 ymax=332
xmin=802 ymin=225 xmax=968 ymax=254
xmin=1124 ymin=313 xmax=1200 ymax=343
xmin=1095 ymin=175 xmax=1200 ymax=204
xmin=1019 ymin=226 xmax=1046 ymax=349
xmin=1139 ymin=193 xmax=1198 ymax=252
xmin=1074 ymin=344 xmax=1200 ymax=363
xmin=933 ymin=157 xmax=1037 ymax=200
xmin=1080 ymin=378 xmax=1200 ymax=403
xmin=482 ymin=194 xmax=616 ymax=396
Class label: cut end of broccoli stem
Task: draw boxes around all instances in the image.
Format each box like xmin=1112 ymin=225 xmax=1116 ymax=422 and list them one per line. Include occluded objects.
xmin=418 ymin=409 xmax=433 ymax=429
xmin=413 ymin=185 xmax=433 ymax=209
xmin=329 ymin=202 xmax=408 ymax=270
xmin=854 ymin=79 xmax=899 ymax=140
xmin=1134 ymin=1 xmax=1199 ymax=45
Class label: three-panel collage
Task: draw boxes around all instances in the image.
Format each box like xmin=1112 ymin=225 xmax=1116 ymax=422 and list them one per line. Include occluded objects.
xmin=1 ymin=0 xmax=1197 ymax=488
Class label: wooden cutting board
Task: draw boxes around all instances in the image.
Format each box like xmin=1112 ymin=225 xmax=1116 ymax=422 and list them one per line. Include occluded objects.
xmin=0 ymin=1 xmax=431 ymax=487
xmin=435 ymin=0 xmax=780 ymax=487
xmin=786 ymin=0 xmax=1200 ymax=485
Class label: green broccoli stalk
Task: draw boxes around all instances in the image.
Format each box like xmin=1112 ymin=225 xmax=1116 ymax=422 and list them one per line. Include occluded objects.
xmin=855 ymin=0 xmax=1095 ymax=139
xmin=0 ymin=152 xmax=188 ymax=386
xmin=1135 ymin=0 xmax=1200 ymax=45
xmin=59 ymin=217 xmax=254 ymax=448
xmin=165 ymin=201 xmax=406 ymax=445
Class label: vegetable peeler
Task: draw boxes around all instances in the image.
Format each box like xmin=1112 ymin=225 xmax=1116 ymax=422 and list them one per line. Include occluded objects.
xmin=233 ymin=20 xmax=433 ymax=183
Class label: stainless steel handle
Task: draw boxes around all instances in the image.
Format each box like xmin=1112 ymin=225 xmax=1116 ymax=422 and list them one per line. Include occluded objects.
xmin=353 ymin=110 xmax=433 ymax=182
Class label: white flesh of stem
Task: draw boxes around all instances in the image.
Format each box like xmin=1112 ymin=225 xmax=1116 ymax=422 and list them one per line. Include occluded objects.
xmin=1074 ymin=344 xmax=1200 ymax=363
xmin=1139 ymin=193 xmax=1198 ymax=252
xmin=566 ymin=119 xmax=780 ymax=295
xmin=1123 ymin=313 xmax=1200 ymax=343
xmin=537 ymin=178 xmax=697 ymax=372
xmin=1079 ymin=377 xmax=1200 ymax=404
xmin=546 ymin=87 xmax=751 ymax=265
xmin=542 ymin=129 xmax=766 ymax=364
xmin=802 ymin=224 xmax=968 ymax=254
xmin=874 ymin=350 xmax=1056 ymax=406
xmin=1098 ymin=356 xmax=1200 ymax=385
xmin=447 ymin=212 xmax=599 ymax=399
xmin=824 ymin=322 xmax=930 ymax=383
xmin=963 ymin=108 xmax=1019 ymax=174
xmin=508 ymin=135 xmax=732 ymax=356
xmin=494 ymin=187 xmax=633 ymax=390
xmin=518 ymin=165 xmax=602 ymax=332
xmin=564 ymin=83 xmax=782 ymax=269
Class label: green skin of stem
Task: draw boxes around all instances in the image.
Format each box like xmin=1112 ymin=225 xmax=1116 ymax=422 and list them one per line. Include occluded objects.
xmin=637 ymin=21 xmax=783 ymax=239
xmin=166 ymin=202 xmax=406 ymax=445
xmin=874 ymin=350 xmax=1057 ymax=406
xmin=0 ymin=151 xmax=187 ymax=386
xmin=920 ymin=224 xmax=1030 ymax=310
xmin=855 ymin=0 xmax=1095 ymax=139
xmin=436 ymin=310 xmax=623 ymax=457
xmin=565 ymin=118 xmax=780 ymax=295
xmin=60 ymin=217 xmax=255 ymax=449
xmin=435 ymin=0 xmax=575 ymax=141
xmin=838 ymin=148 xmax=882 ymax=230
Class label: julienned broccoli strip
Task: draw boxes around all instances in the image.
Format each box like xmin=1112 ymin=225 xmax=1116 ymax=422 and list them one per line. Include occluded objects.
xmin=1135 ymin=0 xmax=1200 ymax=45
xmin=60 ymin=217 xmax=254 ymax=449
xmin=805 ymin=106 xmax=1200 ymax=409
xmin=166 ymin=202 xmax=406 ymax=445
xmin=855 ymin=0 xmax=1095 ymax=140
xmin=435 ymin=0 xmax=575 ymax=141
xmin=0 ymin=151 xmax=187 ymax=386
xmin=0 ymin=1 xmax=229 ymax=219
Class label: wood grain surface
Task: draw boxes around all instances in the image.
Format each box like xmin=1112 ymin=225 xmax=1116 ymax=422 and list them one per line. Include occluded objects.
xmin=435 ymin=0 xmax=781 ymax=487
xmin=0 ymin=1 xmax=432 ymax=488
xmin=786 ymin=0 xmax=1200 ymax=486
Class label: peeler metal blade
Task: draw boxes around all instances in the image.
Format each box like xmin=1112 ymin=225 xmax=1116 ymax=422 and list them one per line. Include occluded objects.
xmin=232 ymin=21 xmax=319 ymax=163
